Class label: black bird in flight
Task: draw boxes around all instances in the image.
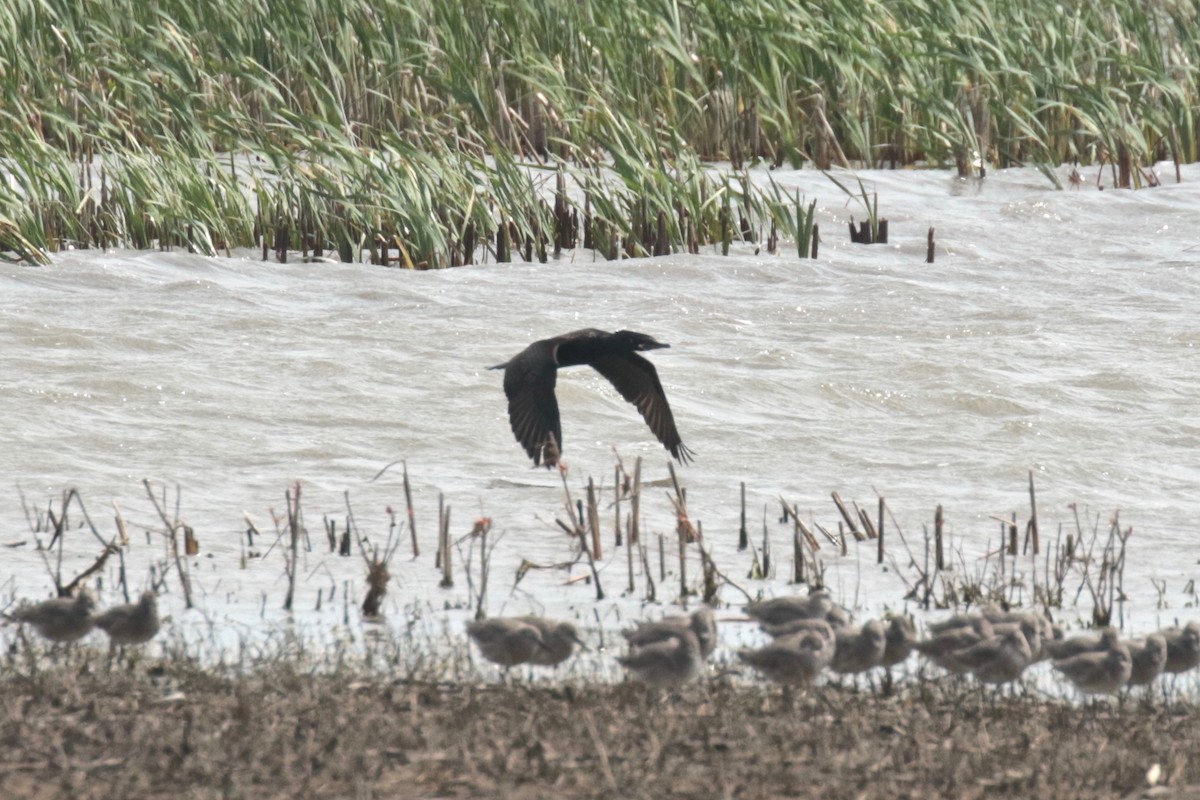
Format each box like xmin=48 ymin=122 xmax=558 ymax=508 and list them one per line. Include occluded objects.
xmin=490 ymin=328 xmax=694 ymax=468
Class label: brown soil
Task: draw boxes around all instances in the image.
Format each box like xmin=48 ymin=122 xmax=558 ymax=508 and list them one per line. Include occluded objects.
xmin=2 ymin=661 xmax=1198 ymax=800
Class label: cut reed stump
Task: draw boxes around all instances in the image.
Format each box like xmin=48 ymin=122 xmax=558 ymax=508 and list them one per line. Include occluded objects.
xmin=926 ymin=226 xmax=935 ymax=263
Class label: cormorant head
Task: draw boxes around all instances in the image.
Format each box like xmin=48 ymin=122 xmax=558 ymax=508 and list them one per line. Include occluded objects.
xmin=615 ymin=330 xmax=669 ymax=351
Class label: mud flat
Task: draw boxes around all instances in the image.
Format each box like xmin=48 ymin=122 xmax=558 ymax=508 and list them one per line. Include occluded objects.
xmin=1 ymin=656 xmax=1197 ymax=800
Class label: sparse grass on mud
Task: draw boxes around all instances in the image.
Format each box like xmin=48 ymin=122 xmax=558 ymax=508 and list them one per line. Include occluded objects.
xmin=2 ymin=657 xmax=1198 ymax=800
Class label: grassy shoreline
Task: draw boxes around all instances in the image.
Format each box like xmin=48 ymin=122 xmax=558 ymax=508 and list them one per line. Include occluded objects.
xmin=2 ymin=0 xmax=1197 ymax=265
xmin=1 ymin=657 xmax=1196 ymax=799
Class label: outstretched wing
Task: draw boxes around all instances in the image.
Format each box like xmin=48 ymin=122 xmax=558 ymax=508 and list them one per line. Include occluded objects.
xmin=501 ymin=341 xmax=563 ymax=466
xmin=590 ymin=352 xmax=694 ymax=463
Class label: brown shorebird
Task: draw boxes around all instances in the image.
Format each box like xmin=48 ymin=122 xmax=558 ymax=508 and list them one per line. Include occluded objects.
xmin=617 ymin=628 xmax=702 ymax=689
xmin=744 ymin=591 xmax=847 ymax=629
xmin=1052 ymin=636 xmax=1132 ymax=695
xmin=927 ymin=605 xmax=1000 ymax=636
xmin=946 ymin=628 xmax=1033 ymax=685
xmin=93 ymin=591 xmax=160 ymax=646
xmin=467 ymin=617 xmax=548 ymax=668
xmin=1041 ymin=627 xmax=1114 ymax=661
xmin=760 ymin=616 xmax=837 ymax=642
xmin=988 ymin=613 xmax=1043 ymax=659
xmin=830 ymin=619 xmax=887 ymax=675
xmin=519 ymin=616 xmax=588 ymax=666
xmin=739 ymin=626 xmax=835 ymax=687
xmin=490 ymin=329 xmax=694 ymax=467
xmin=7 ymin=590 xmax=95 ymax=643
xmin=1126 ymin=634 xmax=1168 ymax=687
xmin=1159 ymin=621 xmax=1200 ymax=674
xmin=915 ymin=618 xmax=996 ymax=673
xmin=624 ymin=607 xmax=717 ymax=660
xmin=881 ymin=616 xmax=916 ymax=669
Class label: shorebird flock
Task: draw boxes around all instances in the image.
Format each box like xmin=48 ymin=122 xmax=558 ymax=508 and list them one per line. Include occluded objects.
xmin=4 ymin=589 xmax=161 ymax=652
xmin=468 ymin=591 xmax=1200 ymax=697
xmin=7 ymin=584 xmax=1198 ymax=698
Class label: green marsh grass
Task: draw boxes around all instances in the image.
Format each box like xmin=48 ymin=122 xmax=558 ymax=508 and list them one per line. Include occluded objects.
xmin=1 ymin=0 xmax=1197 ymax=263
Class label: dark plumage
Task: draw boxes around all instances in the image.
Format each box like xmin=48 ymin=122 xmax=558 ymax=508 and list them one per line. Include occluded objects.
xmin=490 ymin=329 xmax=694 ymax=467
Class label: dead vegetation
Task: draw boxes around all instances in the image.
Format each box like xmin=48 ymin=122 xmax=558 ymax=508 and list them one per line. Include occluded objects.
xmin=0 ymin=659 xmax=1196 ymax=800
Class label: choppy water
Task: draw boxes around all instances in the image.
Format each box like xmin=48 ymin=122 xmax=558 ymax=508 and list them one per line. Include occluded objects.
xmin=2 ymin=164 xmax=1199 ymax=675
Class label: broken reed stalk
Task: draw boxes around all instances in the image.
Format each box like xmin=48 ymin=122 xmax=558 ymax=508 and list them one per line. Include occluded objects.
xmin=284 ymin=482 xmax=301 ymax=611
xmin=739 ymin=481 xmax=748 ymax=550
xmin=626 ymin=511 xmax=636 ymax=594
xmin=639 ymin=540 xmax=656 ymax=602
xmin=587 ymin=476 xmax=601 ymax=560
xmin=934 ymin=504 xmax=945 ymax=571
xmin=926 ymin=226 xmax=935 ymax=263
xmin=830 ymin=491 xmax=861 ymax=540
xmin=143 ymin=478 xmax=193 ymax=609
xmin=877 ymin=497 xmax=885 ymax=564
xmin=402 ymin=460 xmax=418 ymax=558
xmin=630 ymin=457 xmax=642 ymax=546
xmin=792 ymin=512 xmax=805 ymax=583
xmin=440 ymin=499 xmax=453 ymax=589
xmin=472 ymin=518 xmax=491 ymax=619
xmin=613 ymin=465 xmax=622 ymax=548
xmin=1028 ymin=470 xmax=1040 ymax=554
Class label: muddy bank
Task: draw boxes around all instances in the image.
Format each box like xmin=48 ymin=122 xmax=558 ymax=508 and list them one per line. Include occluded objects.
xmin=1 ymin=658 xmax=1196 ymax=800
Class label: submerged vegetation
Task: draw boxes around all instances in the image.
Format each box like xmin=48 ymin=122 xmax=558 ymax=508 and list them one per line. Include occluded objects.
xmin=1 ymin=0 xmax=1197 ymax=264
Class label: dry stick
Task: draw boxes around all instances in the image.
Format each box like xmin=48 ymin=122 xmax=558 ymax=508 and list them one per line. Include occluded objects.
xmin=630 ymin=457 xmax=642 ymax=546
xmin=792 ymin=511 xmax=805 ymax=584
xmin=402 ymin=460 xmax=418 ymax=558
xmin=587 ymin=477 xmax=601 ymax=560
xmin=440 ymin=502 xmax=453 ymax=588
xmin=613 ymin=465 xmax=622 ymax=548
xmin=557 ymin=468 xmax=604 ymax=600
xmin=831 ymin=491 xmax=861 ymax=539
xmin=658 ymin=534 xmax=666 ymax=583
xmin=284 ymin=483 xmax=301 ymax=611
xmin=738 ymin=481 xmax=748 ymax=551
xmin=639 ymin=540 xmax=656 ymax=602
xmin=855 ymin=501 xmax=878 ymax=539
xmin=761 ymin=508 xmax=771 ymax=577
xmin=112 ymin=500 xmax=131 ymax=601
xmin=581 ymin=709 xmax=618 ymax=793
xmin=435 ymin=493 xmax=444 ymax=570
xmin=876 ymin=497 xmax=886 ymax=564
xmin=671 ymin=495 xmax=688 ymax=600
xmin=143 ymin=478 xmax=193 ymax=609
xmin=926 ymin=226 xmax=935 ymax=263
xmin=1028 ymin=470 xmax=1040 ymax=555
xmin=626 ymin=512 xmax=636 ymax=594
xmin=934 ymin=504 xmax=945 ymax=571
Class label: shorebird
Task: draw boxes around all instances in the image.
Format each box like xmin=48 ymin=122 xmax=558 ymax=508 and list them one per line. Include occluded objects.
xmin=995 ymin=619 xmax=1042 ymax=660
xmin=915 ymin=618 xmax=996 ymax=673
xmin=945 ymin=628 xmax=1033 ymax=685
xmin=881 ymin=616 xmax=917 ymax=669
xmin=830 ymin=619 xmax=887 ymax=675
xmin=6 ymin=590 xmax=95 ymax=643
xmin=519 ymin=617 xmax=588 ymax=666
xmin=624 ymin=607 xmax=717 ymax=660
xmin=467 ymin=617 xmax=548 ymax=668
xmin=1126 ymin=634 xmax=1168 ymax=687
xmin=1041 ymin=627 xmax=1114 ymax=661
xmin=739 ymin=627 xmax=835 ymax=686
xmin=490 ymin=329 xmax=693 ymax=467
xmin=616 ymin=628 xmax=702 ymax=689
xmin=760 ymin=616 xmax=837 ymax=642
xmin=927 ymin=605 xmax=999 ymax=636
xmin=744 ymin=591 xmax=846 ymax=629
xmin=93 ymin=591 xmax=160 ymax=646
xmin=1159 ymin=621 xmax=1200 ymax=674
xmin=1052 ymin=636 xmax=1132 ymax=695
